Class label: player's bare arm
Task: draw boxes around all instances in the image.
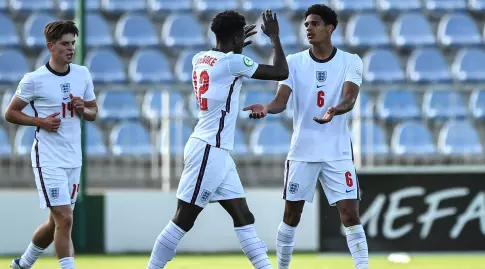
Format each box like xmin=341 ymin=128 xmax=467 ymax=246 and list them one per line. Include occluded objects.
xmin=250 ymin=9 xmax=289 ymax=81
xmin=5 ymin=96 xmax=61 ymax=132
xmin=243 ymin=84 xmax=292 ymax=119
xmin=313 ymin=81 xmax=359 ymax=124
xmin=69 ymin=93 xmax=97 ymax=121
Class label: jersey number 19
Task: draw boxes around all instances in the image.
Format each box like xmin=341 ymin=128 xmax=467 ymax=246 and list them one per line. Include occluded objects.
xmin=192 ymin=70 xmax=210 ymax=111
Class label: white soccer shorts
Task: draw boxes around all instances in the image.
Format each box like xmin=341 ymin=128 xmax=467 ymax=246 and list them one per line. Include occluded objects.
xmin=282 ymin=159 xmax=361 ymax=206
xmin=33 ymin=166 xmax=81 ymax=209
xmin=177 ymin=137 xmax=245 ymax=208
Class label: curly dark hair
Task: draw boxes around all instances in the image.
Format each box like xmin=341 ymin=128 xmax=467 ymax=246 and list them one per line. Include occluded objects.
xmin=211 ymin=10 xmax=246 ymax=43
xmin=44 ymin=20 xmax=79 ymax=43
xmin=304 ymin=4 xmax=338 ymax=30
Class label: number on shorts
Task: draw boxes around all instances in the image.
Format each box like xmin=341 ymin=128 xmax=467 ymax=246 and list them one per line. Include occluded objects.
xmin=62 ymin=102 xmax=74 ymax=118
xmin=71 ymin=184 xmax=80 ymax=199
xmin=192 ymin=70 xmax=210 ymax=111
xmin=345 ymin=171 xmax=353 ymax=187
xmin=317 ymin=90 xmax=325 ymax=107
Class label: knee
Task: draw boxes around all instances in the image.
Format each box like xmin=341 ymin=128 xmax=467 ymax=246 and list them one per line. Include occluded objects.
xmin=283 ymin=207 xmax=302 ymax=227
xmin=53 ymin=211 xmax=73 ymax=230
xmin=172 ymin=211 xmax=197 ymax=232
xmin=339 ymin=207 xmax=360 ymax=227
xmin=233 ymin=211 xmax=255 ymax=227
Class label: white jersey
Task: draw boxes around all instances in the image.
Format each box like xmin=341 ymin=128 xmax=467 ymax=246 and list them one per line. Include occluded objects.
xmin=190 ymin=50 xmax=259 ymax=151
xmin=15 ymin=63 xmax=96 ymax=168
xmin=279 ymin=48 xmax=363 ymax=162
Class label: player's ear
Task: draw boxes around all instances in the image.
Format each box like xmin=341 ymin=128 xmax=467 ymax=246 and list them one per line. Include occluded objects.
xmin=327 ymin=24 xmax=335 ymax=34
xmin=46 ymin=41 xmax=54 ymax=52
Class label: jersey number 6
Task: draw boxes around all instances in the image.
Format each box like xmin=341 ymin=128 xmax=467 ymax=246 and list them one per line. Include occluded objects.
xmin=192 ymin=70 xmax=210 ymax=111
xmin=317 ymin=90 xmax=325 ymax=107
xmin=345 ymin=171 xmax=353 ymax=187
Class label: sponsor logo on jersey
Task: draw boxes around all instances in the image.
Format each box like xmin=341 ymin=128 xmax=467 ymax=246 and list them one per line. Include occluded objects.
xmin=316 ymin=71 xmax=327 ymax=82
xmin=289 ymin=182 xmax=299 ymax=194
xmin=243 ymin=56 xmax=254 ymax=67
xmin=49 ymin=188 xmax=60 ymax=200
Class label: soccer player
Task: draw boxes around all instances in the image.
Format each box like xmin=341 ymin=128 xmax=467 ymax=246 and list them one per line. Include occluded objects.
xmin=5 ymin=20 xmax=98 ymax=269
xmin=243 ymin=4 xmax=369 ymax=269
xmin=146 ymin=10 xmax=288 ymax=269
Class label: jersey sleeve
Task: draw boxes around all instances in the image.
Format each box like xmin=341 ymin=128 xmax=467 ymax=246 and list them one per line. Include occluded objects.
xmin=227 ymin=54 xmax=259 ymax=78
xmin=15 ymin=73 xmax=35 ymax=103
xmin=278 ymin=54 xmax=295 ymax=90
xmin=344 ymin=54 xmax=363 ymax=87
xmin=83 ymin=67 xmax=96 ymax=102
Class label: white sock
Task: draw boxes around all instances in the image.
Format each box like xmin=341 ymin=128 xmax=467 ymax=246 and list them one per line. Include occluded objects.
xmin=235 ymin=224 xmax=273 ymax=269
xmin=19 ymin=242 xmax=45 ymax=268
xmin=345 ymin=225 xmax=369 ymax=269
xmin=59 ymin=257 xmax=75 ymax=269
xmin=147 ymin=221 xmax=186 ymax=269
xmin=276 ymin=222 xmax=296 ymax=269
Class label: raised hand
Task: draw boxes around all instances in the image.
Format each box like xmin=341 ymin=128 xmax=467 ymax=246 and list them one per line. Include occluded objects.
xmin=40 ymin=112 xmax=61 ymax=132
xmin=261 ymin=9 xmax=279 ymax=38
xmin=69 ymin=93 xmax=85 ymax=115
xmin=313 ymin=106 xmax=336 ymax=124
xmin=242 ymin=104 xmax=268 ymax=119
xmin=243 ymin=24 xmax=257 ymax=48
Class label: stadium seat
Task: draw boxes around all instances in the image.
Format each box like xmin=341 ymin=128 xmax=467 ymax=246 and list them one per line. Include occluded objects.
xmin=376 ymin=90 xmax=420 ymax=121
xmin=2 ymin=90 xmax=35 ymax=117
xmin=423 ymin=0 xmax=467 ymax=12
xmin=391 ymin=122 xmax=436 ymax=157
xmin=437 ymin=13 xmax=482 ymax=47
xmin=115 ymin=14 xmax=158 ymax=48
xmin=14 ymin=126 xmax=35 ymax=155
xmin=345 ymin=13 xmax=389 ymax=48
xmin=110 ymin=122 xmax=153 ymax=156
xmin=23 ymin=14 xmax=56 ymax=48
xmin=376 ymin=0 xmax=422 ymax=12
xmin=240 ymin=0 xmax=286 ymax=13
xmin=249 ymin=121 xmax=291 ymax=156
xmin=193 ymin=0 xmax=239 ymax=14
xmin=0 ymin=50 xmax=29 ymax=84
xmin=363 ymin=49 xmax=405 ymax=83
xmin=469 ymin=90 xmax=485 ymax=119
xmin=161 ymin=14 xmax=205 ymax=49
xmin=233 ymin=127 xmax=249 ymax=155
xmin=175 ymin=50 xmax=198 ymax=83
xmin=85 ymin=122 xmax=108 ymax=156
xmin=0 ymin=126 xmax=11 ymax=156
xmin=391 ymin=13 xmax=436 ymax=48
xmin=452 ymin=48 xmax=485 ymax=82
xmin=206 ymin=26 xmax=216 ymax=47
xmin=97 ymin=91 xmax=140 ymax=121
xmin=128 ymin=49 xmax=173 ymax=84
xmin=101 ymin=0 xmax=146 ymax=14
xmin=468 ymin=0 xmax=485 ymax=11
xmin=438 ymin=121 xmax=483 ymax=157
xmin=240 ymin=90 xmax=280 ymax=120
xmin=9 ymin=0 xmax=54 ymax=13
xmin=58 ymin=0 xmax=100 ymax=14
xmin=84 ymin=49 xmax=126 ymax=84
xmin=332 ymin=0 xmax=376 ymax=14
xmin=35 ymin=49 xmax=50 ymax=69
xmin=0 ymin=14 xmax=19 ymax=47
xmin=142 ymin=90 xmax=187 ymax=121
xmin=253 ymin=14 xmax=298 ymax=50
xmin=0 ymin=0 xmax=7 ymax=10
xmin=351 ymin=92 xmax=373 ymax=119
xmin=147 ymin=0 xmax=191 ymax=13
xmin=423 ymin=90 xmax=467 ymax=120
xmin=406 ymin=48 xmax=452 ymax=83
xmin=287 ymin=0 xmax=329 ymax=13
xmin=157 ymin=121 xmax=193 ymax=155
xmin=86 ymin=13 xmax=113 ymax=47
xmin=352 ymin=122 xmax=389 ymax=156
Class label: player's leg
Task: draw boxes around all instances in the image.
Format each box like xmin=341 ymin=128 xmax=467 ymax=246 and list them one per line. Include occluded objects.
xmin=320 ymin=160 xmax=368 ymax=269
xmin=277 ymin=160 xmax=320 ymax=269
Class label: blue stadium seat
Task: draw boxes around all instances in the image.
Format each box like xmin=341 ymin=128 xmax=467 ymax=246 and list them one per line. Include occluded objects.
xmin=148 ymin=0 xmax=191 ymax=13
xmin=254 ymin=14 xmax=297 ymax=49
xmin=469 ymin=90 xmax=485 ymax=119
xmin=110 ymin=122 xmax=153 ymax=156
xmin=233 ymin=127 xmax=248 ymax=155
xmin=97 ymin=91 xmax=140 ymax=121
xmin=85 ymin=122 xmax=107 ymax=156
xmin=391 ymin=122 xmax=436 ymax=157
xmin=2 ymin=90 xmax=35 ymax=117
xmin=353 ymin=122 xmax=389 ymax=156
xmin=0 ymin=50 xmax=29 ymax=84
xmin=207 ymin=27 xmax=216 ymax=47
xmin=423 ymin=0 xmax=467 ymax=12
xmin=58 ymin=0 xmax=100 ymax=14
xmin=240 ymin=0 xmax=286 ymax=13
xmin=128 ymin=49 xmax=173 ymax=84
xmin=345 ymin=13 xmax=389 ymax=48
xmin=391 ymin=13 xmax=435 ymax=47
xmin=469 ymin=0 xmax=485 ymax=11
xmin=363 ymin=49 xmax=405 ymax=83
xmin=407 ymin=48 xmax=452 ymax=83
xmin=376 ymin=0 xmax=422 ymax=12
xmin=438 ymin=121 xmax=483 ymax=157
xmin=437 ymin=13 xmax=482 ymax=46
xmin=377 ymin=90 xmax=420 ymax=121
xmin=351 ymin=92 xmax=373 ymax=119
xmin=0 ymin=14 xmax=19 ymax=47
xmin=249 ymin=121 xmax=291 ymax=156
xmin=194 ymin=0 xmax=239 ymax=14
xmin=0 ymin=126 xmax=11 ymax=156
xmin=86 ymin=13 xmax=113 ymax=47
xmin=9 ymin=0 xmax=54 ymax=13
xmin=423 ymin=90 xmax=467 ymax=120
xmin=175 ymin=50 xmax=198 ymax=83
xmin=288 ymin=0 xmax=329 ymax=13
xmin=157 ymin=121 xmax=192 ymax=155
xmin=0 ymin=0 xmax=7 ymax=10
xmin=333 ymin=0 xmax=376 ymax=14
xmin=452 ymin=48 xmax=485 ymax=82
xmin=23 ymin=14 xmax=56 ymax=48
xmin=161 ymin=14 xmax=205 ymax=49
xmin=115 ymin=14 xmax=158 ymax=48
xmin=240 ymin=90 xmax=280 ymax=120
xmin=84 ymin=49 xmax=126 ymax=84
xmin=14 ymin=126 xmax=35 ymax=155
xmin=35 ymin=49 xmax=50 ymax=69
xmin=142 ymin=90 xmax=187 ymax=121
xmin=101 ymin=0 xmax=146 ymax=14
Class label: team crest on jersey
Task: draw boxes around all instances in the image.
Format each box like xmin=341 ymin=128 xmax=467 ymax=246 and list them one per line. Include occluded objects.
xmin=49 ymin=188 xmax=60 ymax=200
xmin=200 ymin=189 xmax=212 ymax=204
xmin=288 ymin=183 xmax=299 ymax=194
xmin=60 ymin=83 xmax=70 ymax=94
xmin=316 ymin=71 xmax=327 ymax=82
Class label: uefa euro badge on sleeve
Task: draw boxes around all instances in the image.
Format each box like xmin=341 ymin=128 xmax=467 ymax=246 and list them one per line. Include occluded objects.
xmin=316 ymin=71 xmax=327 ymax=83
xmin=243 ymin=56 xmax=254 ymax=67
xmin=60 ymin=83 xmax=71 ymax=102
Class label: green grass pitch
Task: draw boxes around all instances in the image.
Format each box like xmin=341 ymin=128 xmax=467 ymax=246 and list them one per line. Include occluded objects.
xmin=2 ymin=253 xmax=485 ymax=268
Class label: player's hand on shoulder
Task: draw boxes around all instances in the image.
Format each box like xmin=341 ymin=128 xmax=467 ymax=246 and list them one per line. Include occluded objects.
xmin=243 ymin=24 xmax=257 ymax=48
xmin=38 ymin=112 xmax=61 ymax=132
xmin=242 ymin=104 xmax=268 ymax=119
xmin=69 ymin=93 xmax=85 ymax=114
xmin=313 ymin=106 xmax=336 ymax=124
xmin=261 ymin=9 xmax=279 ymax=38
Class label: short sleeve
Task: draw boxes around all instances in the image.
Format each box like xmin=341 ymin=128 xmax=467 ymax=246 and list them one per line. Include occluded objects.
xmin=15 ymin=73 xmax=35 ymax=103
xmin=83 ymin=67 xmax=96 ymax=102
xmin=278 ymin=55 xmax=295 ymax=90
xmin=228 ymin=54 xmax=259 ymax=78
xmin=344 ymin=54 xmax=363 ymax=87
